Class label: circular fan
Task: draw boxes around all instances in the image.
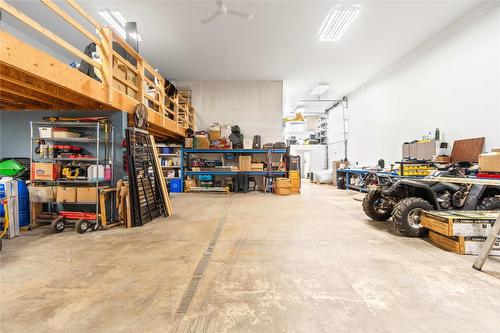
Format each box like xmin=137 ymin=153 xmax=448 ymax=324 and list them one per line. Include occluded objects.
xmin=134 ymin=103 xmax=148 ymax=128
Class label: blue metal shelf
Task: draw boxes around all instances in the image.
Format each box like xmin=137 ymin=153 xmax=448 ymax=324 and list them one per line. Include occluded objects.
xmin=185 ymin=171 xmax=287 ymax=176
xmin=184 ymin=149 xmax=286 ymax=154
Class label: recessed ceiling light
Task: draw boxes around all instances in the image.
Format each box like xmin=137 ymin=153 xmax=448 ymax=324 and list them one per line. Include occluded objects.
xmin=318 ymin=5 xmax=360 ymax=42
xmin=310 ymin=83 xmax=330 ymax=96
xmin=98 ymin=9 xmax=143 ymax=41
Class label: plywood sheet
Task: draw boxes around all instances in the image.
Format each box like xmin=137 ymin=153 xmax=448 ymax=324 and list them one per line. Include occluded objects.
xmin=450 ymin=137 xmax=485 ymax=163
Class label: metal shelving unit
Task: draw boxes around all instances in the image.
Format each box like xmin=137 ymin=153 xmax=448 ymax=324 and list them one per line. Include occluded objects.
xmin=30 ymin=121 xmax=114 ymax=230
xmin=156 ymin=144 xmax=184 ymax=192
xmin=182 ymin=148 xmax=288 ymax=192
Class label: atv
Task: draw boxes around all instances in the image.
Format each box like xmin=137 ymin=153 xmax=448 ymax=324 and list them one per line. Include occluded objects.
xmin=362 ymin=163 xmax=500 ymax=237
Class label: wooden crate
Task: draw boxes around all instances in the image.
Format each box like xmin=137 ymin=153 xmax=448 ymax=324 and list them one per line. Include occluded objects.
xmin=429 ymin=231 xmax=500 ymax=256
xmin=421 ymin=210 xmax=498 ymax=237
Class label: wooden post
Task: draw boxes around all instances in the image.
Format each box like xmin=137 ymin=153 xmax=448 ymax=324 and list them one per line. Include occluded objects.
xmin=137 ymin=59 xmax=145 ymax=106
xmin=100 ymin=27 xmax=113 ymax=104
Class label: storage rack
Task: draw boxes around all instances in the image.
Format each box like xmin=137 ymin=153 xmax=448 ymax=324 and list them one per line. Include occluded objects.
xmin=316 ymin=114 xmax=328 ymax=145
xmin=181 ymin=149 xmax=288 ymax=192
xmin=30 ymin=121 xmax=114 ymax=229
xmin=156 ymin=144 xmax=184 ymax=192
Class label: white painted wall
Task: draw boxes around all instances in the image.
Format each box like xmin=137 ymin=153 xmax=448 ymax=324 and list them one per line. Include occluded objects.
xmin=177 ymin=81 xmax=284 ymax=143
xmin=331 ymin=2 xmax=500 ymax=167
xmin=290 ymin=144 xmax=326 ymax=176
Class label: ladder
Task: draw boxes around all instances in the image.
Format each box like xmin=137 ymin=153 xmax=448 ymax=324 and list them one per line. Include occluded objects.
xmin=473 ymin=212 xmax=500 ymax=271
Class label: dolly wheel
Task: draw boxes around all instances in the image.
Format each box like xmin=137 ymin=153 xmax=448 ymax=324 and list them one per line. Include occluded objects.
xmin=51 ymin=217 xmax=65 ymax=233
xmin=75 ymin=219 xmax=89 ymax=234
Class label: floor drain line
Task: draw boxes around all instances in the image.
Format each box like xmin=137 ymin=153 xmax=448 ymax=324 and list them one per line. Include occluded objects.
xmin=176 ymin=217 xmax=226 ymax=315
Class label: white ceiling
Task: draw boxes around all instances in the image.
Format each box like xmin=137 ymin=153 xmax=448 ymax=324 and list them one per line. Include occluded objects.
xmin=3 ymin=0 xmax=481 ymax=116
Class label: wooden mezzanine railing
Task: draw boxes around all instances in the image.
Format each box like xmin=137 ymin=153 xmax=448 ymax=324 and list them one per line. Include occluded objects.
xmin=0 ymin=0 xmax=195 ymax=139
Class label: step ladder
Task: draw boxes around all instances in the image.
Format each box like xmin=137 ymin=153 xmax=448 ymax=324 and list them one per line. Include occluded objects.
xmin=473 ymin=212 xmax=500 ymax=271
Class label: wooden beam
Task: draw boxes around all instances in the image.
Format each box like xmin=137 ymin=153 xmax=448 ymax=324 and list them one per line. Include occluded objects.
xmin=0 ymin=0 xmax=102 ymax=70
xmin=113 ymin=51 xmax=138 ymax=74
xmin=64 ymin=0 xmax=104 ymax=34
xmin=0 ymin=32 xmax=107 ymax=105
xmin=0 ymin=80 xmax=75 ymax=108
xmin=111 ymin=31 xmax=142 ymax=65
xmin=0 ymin=91 xmax=52 ymax=109
xmin=0 ymin=67 xmax=100 ymax=108
xmin=40 ymin=0 xmax=101 ymax=46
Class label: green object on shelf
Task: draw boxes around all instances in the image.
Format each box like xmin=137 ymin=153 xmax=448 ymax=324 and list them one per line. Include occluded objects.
xmin=0 ymin=160 xmax=26 ymax=177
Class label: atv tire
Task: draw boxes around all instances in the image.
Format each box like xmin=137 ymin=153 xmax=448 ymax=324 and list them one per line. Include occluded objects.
xmin=478 ymin=196 xmax=500 ymax=210
xmin=363 ymin=190 xmax=392 ymax=221
xmin=392 ymin=197 xmax=433 ymax=237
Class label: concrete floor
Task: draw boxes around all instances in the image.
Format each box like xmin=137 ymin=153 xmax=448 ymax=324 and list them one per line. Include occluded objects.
xmin=1 ymin=183 xmax=500 ymax=332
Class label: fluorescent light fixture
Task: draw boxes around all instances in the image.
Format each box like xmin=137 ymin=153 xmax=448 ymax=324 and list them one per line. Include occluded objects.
xmin=310 ymin=83 xmax=330 ymax=96
xmin=318 ymin=5 xmax=360 ymax=42
xmin=98 ymin=9 xmax=143 ymax=41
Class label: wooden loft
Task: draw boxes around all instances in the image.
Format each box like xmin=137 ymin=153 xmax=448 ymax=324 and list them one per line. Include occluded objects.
xmin=0 ymin=0 xmax=195 ymax=140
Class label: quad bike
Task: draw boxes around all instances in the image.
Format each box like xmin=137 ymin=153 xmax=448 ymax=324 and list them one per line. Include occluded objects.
xmin=363 ymin=163 xmax=500 ymax=237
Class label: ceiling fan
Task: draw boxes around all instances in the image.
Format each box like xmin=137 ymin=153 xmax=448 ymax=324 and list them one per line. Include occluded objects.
xmin=201 ymin=0 xmax=254 ymax=24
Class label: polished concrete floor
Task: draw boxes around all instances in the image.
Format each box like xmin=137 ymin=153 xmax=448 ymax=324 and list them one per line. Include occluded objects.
xmin=1 ymin=183 xmax=500 ymax=332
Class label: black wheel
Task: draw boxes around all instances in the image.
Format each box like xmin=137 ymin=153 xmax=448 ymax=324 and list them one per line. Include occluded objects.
xmin=362 ymin=190 xmax=392 ymax=221
xmin=337 ymin=177 xmax=346 ymax=190
xmin=51 ymin=217 xmax=65 ymax=233
xmin=392 ymin=197 xmax=433 ymax=237
xmin=478 ymin=196 xmax=500 ymax=210
xmin=75 ymin=219 xmax=89 ymax=234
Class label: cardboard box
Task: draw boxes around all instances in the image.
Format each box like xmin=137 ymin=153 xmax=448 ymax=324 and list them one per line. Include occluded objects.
xmin=433 ymin=156 xmax=451 ymax=164
xmin=194 ymin=136 xmax=210 ymax=149
xmin=251 ymin=163 xmax=264 ymax=171
xmin=185 ymin=138 xmax=193 ymax=148
xmin=239 ymin=156 xmax=252 ymax=171
xmin=479 ymin=149 xmax=500 ymax=172
xmin=76 ymin=187 xmax=97 ymax=202
xmin=209 ymin=129 xmax=221 ymax=141
xmin=29 ymin=186 xmax=56 ymax=202
xmin=275 ymin=178 xmax=291 ymax=195
xmin=56 ymin=186 xmax=76 ymax=203
xmin=421 ymin=211 xmax=498 ymax=237
xmin=184 ymin=178 xmax=197 ymax=190
xmin=290 ymin=177 xmax=300 ymax=189
xmin=32 ymin=163 xmax=59 ymax=181
xmin=429 ymin=230 xmax=500 ymax=256
xmin=290 ymin=187 xmax=300 ymax=194
xmin=275 ymin=187 xmax=291 ymax=195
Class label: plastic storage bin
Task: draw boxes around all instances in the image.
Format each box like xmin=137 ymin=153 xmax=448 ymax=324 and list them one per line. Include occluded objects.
xmin=169 ymin=178 xmax=182 ymax=193
xmin=161 ymin=147 xmax=173 ymax=154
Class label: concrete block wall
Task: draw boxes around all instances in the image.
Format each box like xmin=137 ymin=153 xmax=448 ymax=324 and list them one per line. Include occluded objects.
xmin=177 ymin=80 xmax=284 ymax=144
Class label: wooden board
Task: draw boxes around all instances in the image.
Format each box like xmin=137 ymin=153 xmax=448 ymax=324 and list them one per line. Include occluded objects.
xmin=450 ymin=137 xmax=485 ymax=163
xmin=149 ymin=135 xmax=173 ymax=215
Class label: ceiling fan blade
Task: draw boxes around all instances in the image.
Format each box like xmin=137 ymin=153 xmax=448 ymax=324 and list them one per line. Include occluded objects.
xmin=201 ymin=10 xmax=223 ymax=24
xmin=227 ymin=9 xmax=254 ymax=20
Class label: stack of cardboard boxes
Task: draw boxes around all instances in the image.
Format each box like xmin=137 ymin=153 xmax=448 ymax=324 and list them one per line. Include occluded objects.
xmin=274 ymin=178 xmax=291 ymax=195
xmin=274 ymin=172 xmax=301 ymax=195
xmin=289 ymin=171 xmax=300 ymax=194
xmin=421 ymin=210 xmax=500 ymax=256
